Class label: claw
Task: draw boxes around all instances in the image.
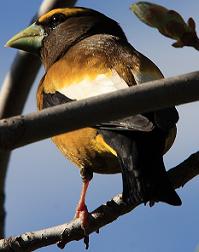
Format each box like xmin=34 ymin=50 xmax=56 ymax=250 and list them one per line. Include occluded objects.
xmin=75 ymin=203 xmax=89 ymax=232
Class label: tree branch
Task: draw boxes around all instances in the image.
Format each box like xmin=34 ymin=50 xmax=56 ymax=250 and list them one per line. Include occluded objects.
xmin=0 ymin=0 xmax=77 ymax=238
xmin=0 ymin=71 xmax=199 ymax=150
xmin=0 ymin=151 xmax=198 ymax=251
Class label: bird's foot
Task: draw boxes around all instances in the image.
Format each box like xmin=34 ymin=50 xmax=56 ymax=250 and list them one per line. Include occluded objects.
xmin=74 ymin=203 xmax=90 ymax=249
xmin=75 ymin=202 xmax=90 ymax=232
xmin=57 ymin=205 xmax=90 ymax=250
xmin=74 ymin=178 xmax=91 ymax=249
xmin=74 ymin=179 xmax=90 ymax=232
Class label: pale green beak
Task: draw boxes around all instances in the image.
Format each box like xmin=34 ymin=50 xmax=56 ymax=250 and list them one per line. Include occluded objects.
xmin=5 ymin=23 xmax=46 ymax=54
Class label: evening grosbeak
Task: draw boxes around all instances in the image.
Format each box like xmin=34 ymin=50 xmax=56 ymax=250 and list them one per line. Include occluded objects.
xmin=6 ymin=7 xmax=182 ymax=228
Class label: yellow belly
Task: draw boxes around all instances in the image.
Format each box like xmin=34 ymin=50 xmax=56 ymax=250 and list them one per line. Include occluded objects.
xmin=52 ymin=127 xmax=120 ymax=174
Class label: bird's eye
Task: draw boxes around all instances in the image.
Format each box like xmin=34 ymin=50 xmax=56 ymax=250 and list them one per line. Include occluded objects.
xmin=48 ymin=13 xmax=66 ymax=29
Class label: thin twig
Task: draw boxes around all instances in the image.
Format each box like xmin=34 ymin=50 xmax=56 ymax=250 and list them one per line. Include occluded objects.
xmin=0 ymin=71 xmax=199 ymax=150
xmin=0 ymin=0 xmax=77 ymax=238
xmin=0 ymin=151 xmax=198 ymax=251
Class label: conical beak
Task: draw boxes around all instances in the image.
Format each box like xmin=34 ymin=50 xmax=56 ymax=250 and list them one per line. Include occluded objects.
xmin=5 ymin=23 xmax=46 ymax=54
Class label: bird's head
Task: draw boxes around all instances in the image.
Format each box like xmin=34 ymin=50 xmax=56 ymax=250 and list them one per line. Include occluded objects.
xmin=6 ymin=7 xmax=126 ymax=68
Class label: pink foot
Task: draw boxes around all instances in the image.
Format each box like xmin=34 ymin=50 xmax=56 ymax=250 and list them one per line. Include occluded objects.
xmin=75 ymin=203 xmax=89 ymax=231
xmin=75 ymin=180 xmax=90 ymax=232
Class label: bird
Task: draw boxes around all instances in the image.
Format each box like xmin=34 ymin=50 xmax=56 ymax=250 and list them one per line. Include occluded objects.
xmin=6 ymin=6 xmax=182 ymax=231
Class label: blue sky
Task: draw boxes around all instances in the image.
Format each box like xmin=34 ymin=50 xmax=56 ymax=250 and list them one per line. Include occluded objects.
xmin=0 ymin=1 xmax=199 ymax=251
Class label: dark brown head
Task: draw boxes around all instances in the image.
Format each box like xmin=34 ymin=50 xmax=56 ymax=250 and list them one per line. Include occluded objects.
xmin=6 ymin=7 xmax=127 ymax=68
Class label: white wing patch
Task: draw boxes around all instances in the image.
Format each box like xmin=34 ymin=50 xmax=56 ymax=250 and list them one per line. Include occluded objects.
xmin=58 ymin=70 xmax=129 ymax=100
xmin=133 ymin=72 xmax=160 ymax=84
xmin=131 ymin=69 xmax=163 ymax=85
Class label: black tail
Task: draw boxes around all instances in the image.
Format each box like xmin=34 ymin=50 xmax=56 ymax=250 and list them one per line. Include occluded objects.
xmin=119 ymin=152 xmax=181 ymax=206
xmin=102 ymin=130 xmax=181 ymax=206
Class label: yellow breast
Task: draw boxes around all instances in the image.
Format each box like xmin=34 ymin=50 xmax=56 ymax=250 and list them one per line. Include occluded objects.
xmin=52 ymin=128 xmax=120 ymax=174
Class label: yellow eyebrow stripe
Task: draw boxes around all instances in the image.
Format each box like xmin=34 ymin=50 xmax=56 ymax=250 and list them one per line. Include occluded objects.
xmin=38 ymin=8 xmax=87 ymax=23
